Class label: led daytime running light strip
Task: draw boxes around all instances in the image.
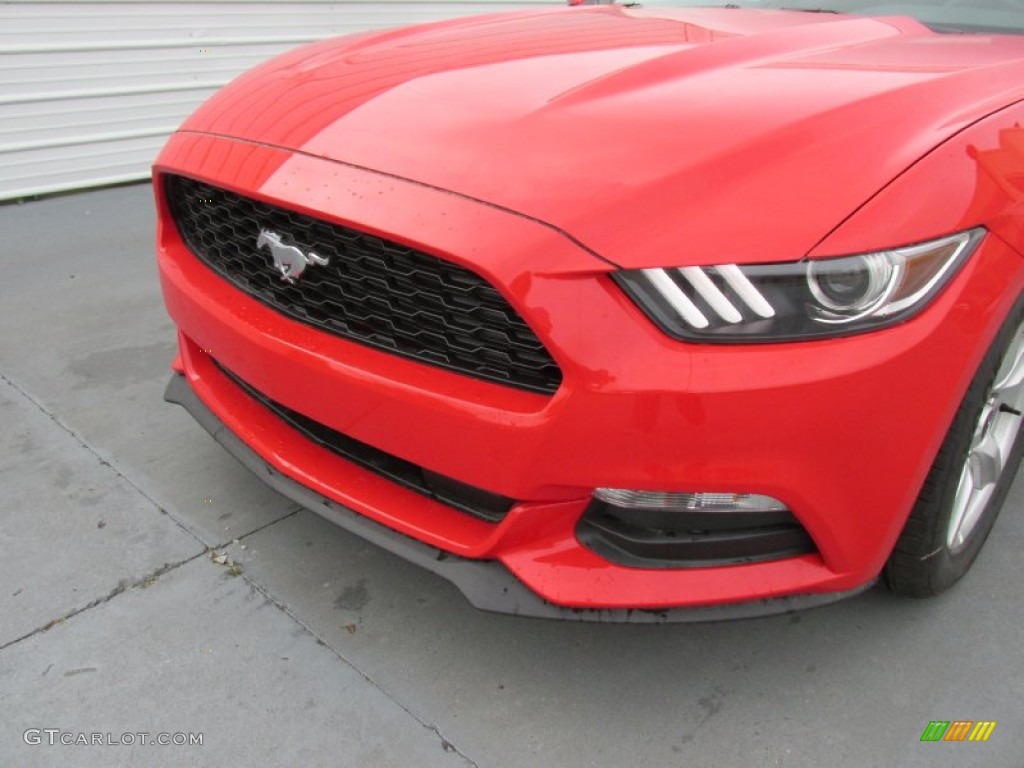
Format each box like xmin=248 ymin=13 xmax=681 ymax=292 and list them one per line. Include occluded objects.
xmin=639 ymin=265 xmax=777 ymax=329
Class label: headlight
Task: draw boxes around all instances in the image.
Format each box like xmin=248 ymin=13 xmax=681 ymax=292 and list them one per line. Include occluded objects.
xmin=614 ymin=228 xmax=985 ymax=342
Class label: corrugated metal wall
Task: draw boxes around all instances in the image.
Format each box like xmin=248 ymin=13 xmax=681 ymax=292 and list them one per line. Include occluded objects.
xmin=0 ymin=0 xmax=554 ymax=200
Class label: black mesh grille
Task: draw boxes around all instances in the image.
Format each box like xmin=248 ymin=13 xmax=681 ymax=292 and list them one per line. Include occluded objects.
xmin=164 ymin=174 xmax=562 ymax=394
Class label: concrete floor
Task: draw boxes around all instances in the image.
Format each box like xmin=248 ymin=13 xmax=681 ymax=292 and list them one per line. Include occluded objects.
xmin=1 ymin=184 xmax=1022 ymax=767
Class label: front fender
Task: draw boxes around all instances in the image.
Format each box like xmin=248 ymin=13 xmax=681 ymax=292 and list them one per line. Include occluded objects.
xmin=811 ymin=100 xmax=1024 ymax=259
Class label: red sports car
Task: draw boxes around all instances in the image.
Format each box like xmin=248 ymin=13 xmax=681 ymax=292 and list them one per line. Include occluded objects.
xmin=155 ymin=1 xmax=1024 ymax=620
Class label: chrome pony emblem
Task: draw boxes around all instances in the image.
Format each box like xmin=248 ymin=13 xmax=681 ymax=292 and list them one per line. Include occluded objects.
xmin=256 ymin=229 xmax=329 ymax=284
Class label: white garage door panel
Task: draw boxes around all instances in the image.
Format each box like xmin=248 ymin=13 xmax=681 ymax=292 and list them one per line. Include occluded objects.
xmin=1 ymin=92 xmax=213 ymax=139
xmin=0 ymin=0 xmax=555 ymax=201
xmin=1 ymin=2 xmax=543 ymax=44
xmin=2 ymin=136 xmax=169 ymax=199
xmin=3 ymin=49 xmax=275 ymax=92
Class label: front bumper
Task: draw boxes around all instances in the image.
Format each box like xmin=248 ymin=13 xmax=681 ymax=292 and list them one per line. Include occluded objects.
xmin=164 ymin=372 xmax=872 ymax=621
xmin=156 ymin=131 xmax=1024 ymax=614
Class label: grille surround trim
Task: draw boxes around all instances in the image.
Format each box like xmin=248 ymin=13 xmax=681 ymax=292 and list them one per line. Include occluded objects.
xmin=164 ymin=174 xmax=563 ymax=395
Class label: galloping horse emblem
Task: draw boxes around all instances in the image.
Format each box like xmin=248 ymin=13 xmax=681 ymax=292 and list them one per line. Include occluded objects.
xmin=256 ymin=229 xmax=329 ymax=284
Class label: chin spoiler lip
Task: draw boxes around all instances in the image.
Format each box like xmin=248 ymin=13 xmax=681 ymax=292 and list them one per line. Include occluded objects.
xmin=615 ymin=228 xmax=986 ymax=343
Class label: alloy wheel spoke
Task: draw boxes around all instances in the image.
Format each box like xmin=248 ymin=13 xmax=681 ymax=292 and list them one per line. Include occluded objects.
xmin=947 ymin=321 xmax=1024 ymax=554
xmin=947 ymin=470 xmax=974 ymax=549
xmin=992 ymin=333 xmax=1024 ymax=411
xmin=967 ymin=429 xmax=1003 ymax=490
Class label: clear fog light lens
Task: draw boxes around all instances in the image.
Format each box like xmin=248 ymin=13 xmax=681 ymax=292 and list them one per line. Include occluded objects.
xmin=580 ymin=489 xmax=812 ymax=565
xmin=593 ymin=489 xmax=788 ymax=513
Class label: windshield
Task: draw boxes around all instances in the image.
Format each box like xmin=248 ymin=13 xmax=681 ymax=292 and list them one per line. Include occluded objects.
xmin=651 ymin=1 xmax=1024 ymax=35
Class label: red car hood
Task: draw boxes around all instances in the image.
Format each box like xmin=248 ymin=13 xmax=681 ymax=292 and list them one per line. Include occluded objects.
xmin=182 ymin=6 xmax=1024 ymax=267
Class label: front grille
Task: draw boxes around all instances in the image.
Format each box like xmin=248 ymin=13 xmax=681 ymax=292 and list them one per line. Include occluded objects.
xmin=215 ymin=361 xmax=517 ymax=523
xmin=164 ymin=174 xmax=562 ymax=395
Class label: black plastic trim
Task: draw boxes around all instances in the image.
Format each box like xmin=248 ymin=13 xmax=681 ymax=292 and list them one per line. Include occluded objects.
xmin=577 ymin=499 xmax=817 ymax=569
xmin=166 ymin=373 xmax=874 ymax=622
xmin=215 ymin=361 xmax=515 ymax=523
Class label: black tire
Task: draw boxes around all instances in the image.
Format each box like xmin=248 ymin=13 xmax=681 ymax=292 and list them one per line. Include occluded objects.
xmin=886 ymin=297 xmax=1024 ymax=597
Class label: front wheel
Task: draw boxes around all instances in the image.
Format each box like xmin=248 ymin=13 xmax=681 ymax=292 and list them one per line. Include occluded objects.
xmin=886 ymin=301 xmax=1024 ymax=597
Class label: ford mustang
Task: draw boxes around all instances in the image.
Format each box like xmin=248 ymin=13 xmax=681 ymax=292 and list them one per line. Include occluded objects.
xmin=155 ymin=0 xmax=1024 ymax=620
